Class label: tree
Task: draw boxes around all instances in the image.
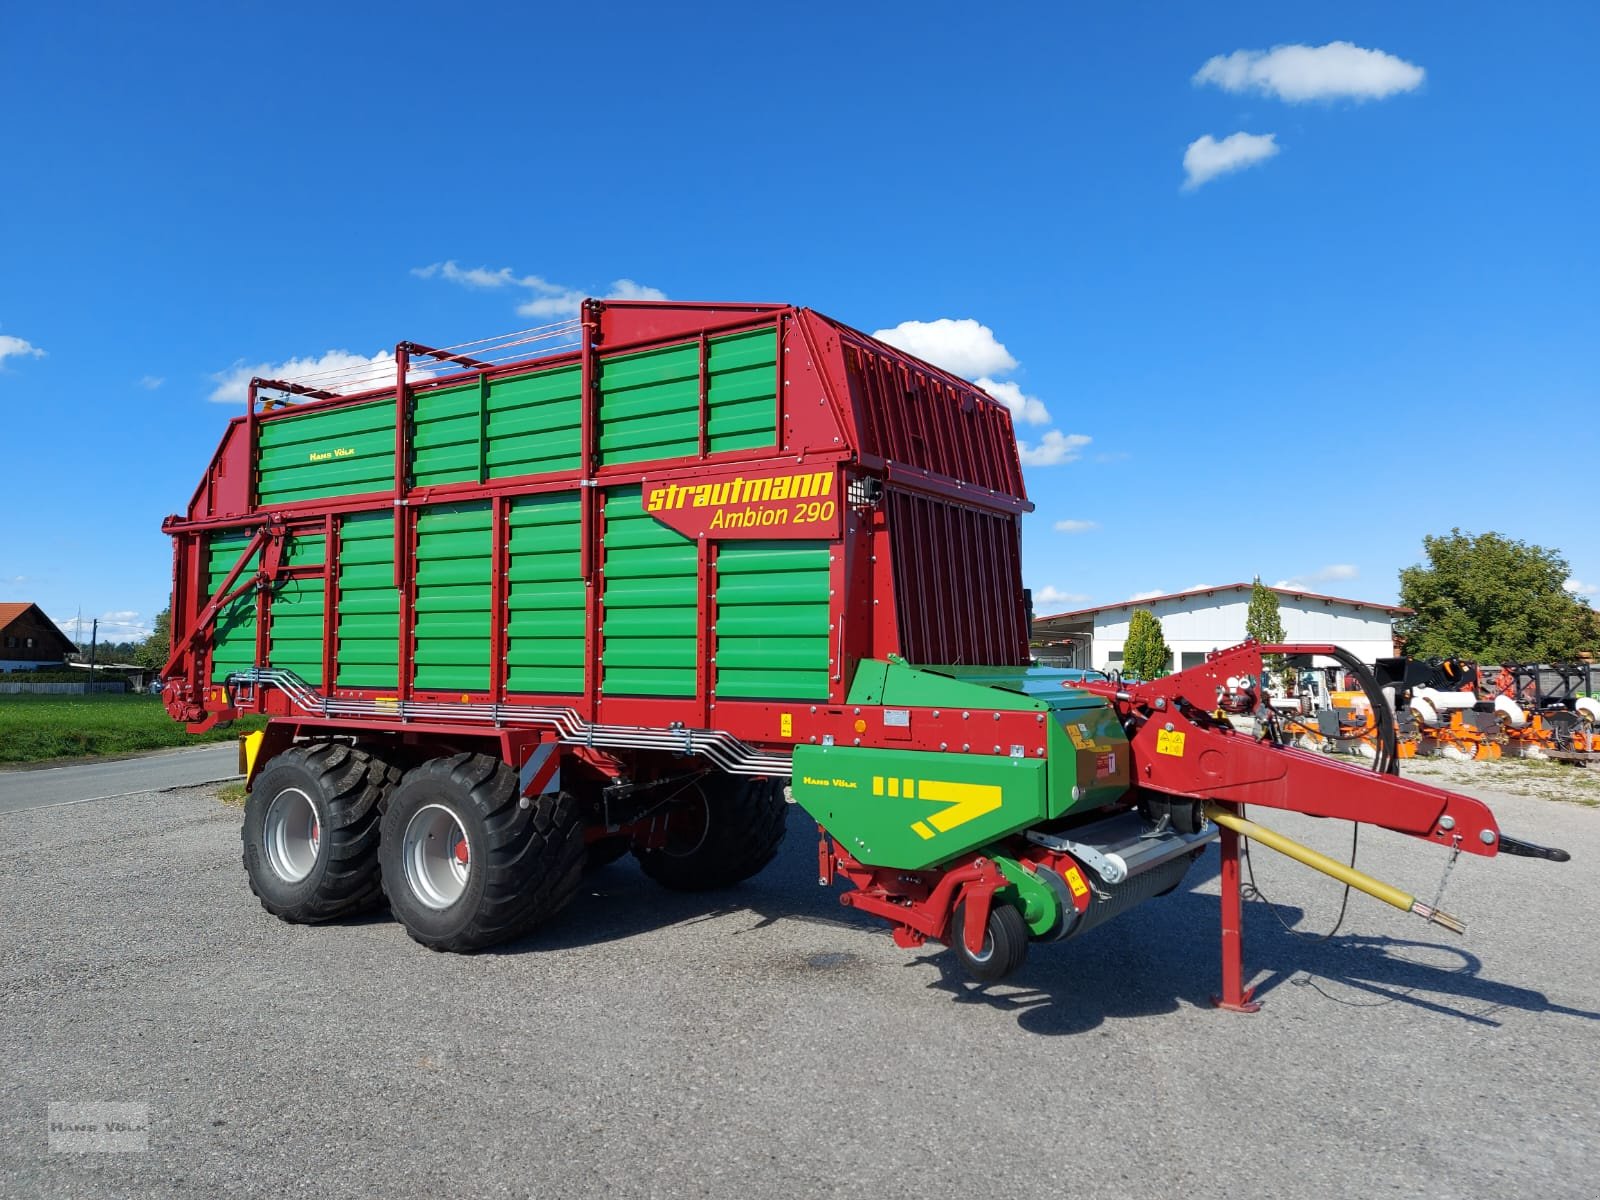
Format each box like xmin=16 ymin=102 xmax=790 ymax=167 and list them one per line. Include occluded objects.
xmin=1123 ymin=609 xmax=1170 ymax=679
xmin=1245 ymin=577 xmax=1287 ymax=686
xmin=1397 ymin=529 xmax=1598 ymax=663
xmin=135 ymin=608 xmax=172 ymax=671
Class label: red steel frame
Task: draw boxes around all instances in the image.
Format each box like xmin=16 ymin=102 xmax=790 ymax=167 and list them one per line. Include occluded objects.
xmin=160 ymin=301 xmax=1035 ymax=756
xmin=162 ymin=301 xmax=1540 ymax=1005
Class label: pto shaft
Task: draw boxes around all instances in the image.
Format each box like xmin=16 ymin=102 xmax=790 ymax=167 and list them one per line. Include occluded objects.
xmin=1204 ymin=804 xmax=1466 ymax=935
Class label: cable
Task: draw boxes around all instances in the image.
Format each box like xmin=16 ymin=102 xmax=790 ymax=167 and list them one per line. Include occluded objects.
xmin=1238 ymin=644 xmax=1397 ymax=939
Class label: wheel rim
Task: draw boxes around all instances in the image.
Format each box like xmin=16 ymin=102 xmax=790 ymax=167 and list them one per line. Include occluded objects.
xmin=402 ymin=803 xmax=472 ymax=910
xmin=262 ymin=787 xmax=321 ymax=883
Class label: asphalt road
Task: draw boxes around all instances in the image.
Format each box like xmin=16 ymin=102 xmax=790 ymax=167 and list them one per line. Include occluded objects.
xmin=0 ymin=744 xmax=240 ymax=815
xmin=1 ymin=772 xmax=1596 ymax=1199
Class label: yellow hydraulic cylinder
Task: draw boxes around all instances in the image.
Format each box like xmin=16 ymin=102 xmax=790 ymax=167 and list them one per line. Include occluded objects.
xmin=1204 ymin=804 xmax=1466 ymax=935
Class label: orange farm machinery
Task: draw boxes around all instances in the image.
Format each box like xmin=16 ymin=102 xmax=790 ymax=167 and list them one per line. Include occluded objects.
xmin=161 ymin=299 xmax=1569 ymax=1000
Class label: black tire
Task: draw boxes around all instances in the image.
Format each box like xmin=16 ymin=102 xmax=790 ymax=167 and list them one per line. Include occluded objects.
xmin=633 ymin=774 xmax=786 ymax=892
xmin=242 ymin=742 xmax=398 ymax=924
xmin=379 ymin=752 xmax=585 ymax=953
xmin=950 ymin=897 xmax=1029 ymax=983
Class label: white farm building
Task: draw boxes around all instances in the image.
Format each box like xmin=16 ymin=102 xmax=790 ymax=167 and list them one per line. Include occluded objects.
xmin=1032 ymin=584 xmax=1410 ymax=674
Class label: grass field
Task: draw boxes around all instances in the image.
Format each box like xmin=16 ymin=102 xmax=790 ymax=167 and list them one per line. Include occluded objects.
xmin=0 ymin=694 xmax=266 ymax=765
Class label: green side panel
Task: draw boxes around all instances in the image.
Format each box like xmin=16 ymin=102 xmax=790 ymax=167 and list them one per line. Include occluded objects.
xmin=841 ymin=659 xmax=1130 ymax=819
xmin=597 ymin=342 xmax=700 ymax=466
xmin=506 ymin=492 xmax=585 ymax=694
xmin=487 ymin=365 xmax=583 ymax=479
xmin=714 ymin=541 xmax=830 ymax=699
xmin=602 ymin=486 xmax=697 ymax=696
xmin=207 ymin=532 xmax=260 ymax=683
xmin=336 ymin=511 xmax=400 ymax=689
xmin=411 ymin=383 xmax=482 ymax=488
xmin=791 ymin=746 xmax=1048 ymax=869
xmin=413 ymin=501 xmax=493 ymax=693
xmin=706 ymin=328 xmax=777 ymax=455
xmin=268 ymin=534 xmax=326 ymax=687
xmin=257 ymin=399 xmax=396 ymax=506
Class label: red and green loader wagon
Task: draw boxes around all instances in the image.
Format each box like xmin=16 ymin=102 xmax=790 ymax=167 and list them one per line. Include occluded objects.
xmin=161 ymin=300 xmax=1567 ymax=999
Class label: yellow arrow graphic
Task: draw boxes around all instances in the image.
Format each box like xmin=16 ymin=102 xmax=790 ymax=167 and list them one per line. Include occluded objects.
xmin=875 ymin=776 xmax=1004 ymax=840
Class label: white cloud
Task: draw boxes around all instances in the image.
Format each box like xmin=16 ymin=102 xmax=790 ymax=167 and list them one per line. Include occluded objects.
xmin=874 ymin=316 xmax=1089 ymax=469
xmin=0 ymin=333 xmax=46 ymax=366
xmin=1053 ymin=519 xmax=1099 ymax=534
xmin=1275 ymin=564 xmax=1359 ymax=590
xmin=53 ymin=610 xmax=155 ymax=645
xmin=1565 ymin=578 xmax=1598 ymax=597
xmin=138 ymin=375 xmax=164 ymax=390
xmin=1195 ymin=42 xmax=1425 ymax=103
xmin=871 ymin=318 xmax=1018 ymax=379
xmin=975 ymin=377 xmax=1050 ymax=425
xmin=1129 ymin=589 xmax=1167 ymax=601
xmin=1183 ymin=132 xmax=1279 ymax=190
xmin=1018 ymin=431 xmax=1091 ymax=467
xmin=208 ymin=349 xmax=434 ymax=405
xmin=1034 ymin=585 xmax=1090 ymax=609
xmin=413 ymin=261 xmax=668 ymax=320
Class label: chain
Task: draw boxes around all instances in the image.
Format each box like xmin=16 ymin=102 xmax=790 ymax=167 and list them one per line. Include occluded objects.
xmin=1427 ymin=835 xmax=1462 ymax=918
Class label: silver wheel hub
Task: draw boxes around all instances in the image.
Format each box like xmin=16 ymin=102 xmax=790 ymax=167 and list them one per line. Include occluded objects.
xmin=262 ymin=787 xmax=321 ymax=883
xmin=402 ymin=804 xmax=472 ymax=910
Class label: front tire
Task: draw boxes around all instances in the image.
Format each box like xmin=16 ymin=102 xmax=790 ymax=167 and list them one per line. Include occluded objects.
xmin=950 ymin=898 xmax=1029 ymax=983
xmin=633 ymin=773 xmax=787 ymax=892
xmin=242 ymin=742 xmax=397 ymax=923
xmin=379 ymin=752 xmax=585 ymax=953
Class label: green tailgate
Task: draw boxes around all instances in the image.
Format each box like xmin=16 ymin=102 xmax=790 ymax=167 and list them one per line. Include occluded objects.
xmin=506 ymin=492 xmax=585 ymax=694
xmin=268 ymin=533 xmax=326 ymax=686
xmin=487 ymin=366 xmax=582 ymax=479
xmin=256 ymin=398 xmax=395 ymax=505
xmin=601 ymin=486 xmax=697 ymax=696
xmin=335 ymin=511 xmax=399 ymax=689
xmin=714 ymin=541 xmax=830 ymax=699
xmin=206 ymin=531 xmax=260 ymax=683
xmin=598 ymin=328 xmax=778 ymax=467
xmin=413 ymin=502 xmax=492 ymax=693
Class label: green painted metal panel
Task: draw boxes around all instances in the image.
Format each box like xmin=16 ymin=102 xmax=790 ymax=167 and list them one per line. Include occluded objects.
xmin=268 ymin=534 xmax=326 ymax=686
xmin=790 ymin=746 xmax=1048 ymax=869
xmin=706 ymin=328 xmax=777 ymax=454
xmin=487 ymin=366 xmax=583 ymax=479
xmin=597 ymin=343 xmax=700 ymax=466
xmin=714 ymin=541 xmax=830 ymax=699
xmin=257 ymin=399 xmax=396 ymax=506
xmin=506 ymin=492 xmax=584 ymax=694
xmin=843 ymin=659 xmax=1130 ymax=819
xmin=206 ymin=532 xmax=260 ymax=683
xmin=411 ymin=383 xmax=481 ymax=488
xmin=602 ymin=486 xmax=697 ymax=696
xmin=413 ymin=501 xmax=492 ymax=693
xmin=336 ymin=511 xmax=399 ymax=689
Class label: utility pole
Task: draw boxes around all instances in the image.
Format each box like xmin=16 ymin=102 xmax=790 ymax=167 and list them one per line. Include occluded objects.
xmin=88 ymin=618 xmax=98 ymax=680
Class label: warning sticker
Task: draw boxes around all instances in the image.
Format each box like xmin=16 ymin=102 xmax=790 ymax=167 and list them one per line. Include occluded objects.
xmin=780 ymin=712 xmax=793 ymax=738
xmin=1156 ymin=729 xmax=1187 ymax=757
xmin=1063 ymin=866 xmax=1089 ymax=898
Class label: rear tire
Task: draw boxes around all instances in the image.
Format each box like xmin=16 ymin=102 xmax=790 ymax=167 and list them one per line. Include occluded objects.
xmin=633 ymin=774 xmax=786 ymax=891
xmin=950 ymin=898 xmax=1029 ymax=983
xmin=379 ymin=752 xmax=585 ymax=953
xmin=242 ymin=742 xmax=397 ymax=923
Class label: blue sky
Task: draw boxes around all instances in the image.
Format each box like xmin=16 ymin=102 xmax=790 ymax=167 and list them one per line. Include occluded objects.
xmin=1 ymin=1 xmax=1595 ymax=643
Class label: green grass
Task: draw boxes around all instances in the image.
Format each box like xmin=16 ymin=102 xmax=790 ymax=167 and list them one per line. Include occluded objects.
xmin=0 ymin=693 xmax=266 ymax=765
